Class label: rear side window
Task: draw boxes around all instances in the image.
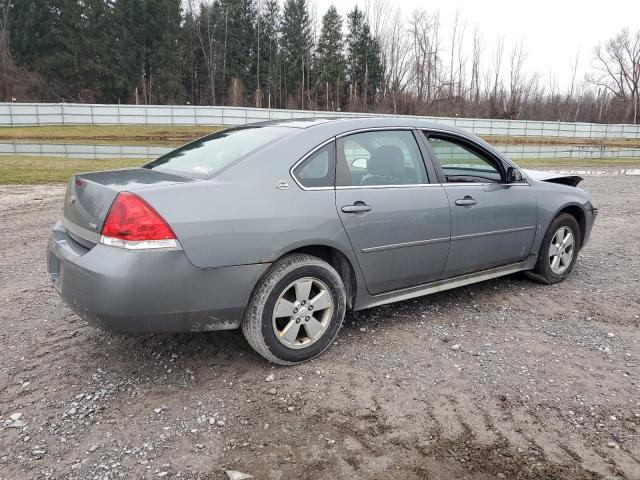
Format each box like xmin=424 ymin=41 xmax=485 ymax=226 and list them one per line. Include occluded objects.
xmin=144 ymin=126 xmax=292 ymax=178
xmin=339 ymin=130 xmax=428 ymax=186
xmin=292 ymin=142 xmax=335 ymax=188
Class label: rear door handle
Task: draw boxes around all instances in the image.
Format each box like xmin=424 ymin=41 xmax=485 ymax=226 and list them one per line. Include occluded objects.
xmin=341 ymin=203 xmax=372 ymax=213
xmin=455 ymin=196 xmax=477 ymax=206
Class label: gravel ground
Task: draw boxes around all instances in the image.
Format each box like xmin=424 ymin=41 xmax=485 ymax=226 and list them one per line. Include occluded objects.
xmin=0 ymin=176 xmax=639 ymax=480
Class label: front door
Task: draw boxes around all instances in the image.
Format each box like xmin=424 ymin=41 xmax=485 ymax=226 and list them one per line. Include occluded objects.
xmin=424 ymin=134 xmax=538 ymax=277
xmin=335 ymin=129 xmax=451 ymax=295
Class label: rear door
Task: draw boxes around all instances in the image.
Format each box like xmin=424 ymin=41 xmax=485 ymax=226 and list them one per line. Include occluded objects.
xmin=335 ymin=129 xmax=451 ymax=295
xmin=422 ymin=132 xmax=538 ymax=277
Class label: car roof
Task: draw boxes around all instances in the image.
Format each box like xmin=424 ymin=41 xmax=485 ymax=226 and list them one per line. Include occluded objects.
xmin=248 ymin=116 xmax=466 ymax=135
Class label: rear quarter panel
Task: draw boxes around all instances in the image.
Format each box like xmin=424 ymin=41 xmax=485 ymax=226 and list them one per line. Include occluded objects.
xmin=135 ymin=131 xmax=357 ymax=270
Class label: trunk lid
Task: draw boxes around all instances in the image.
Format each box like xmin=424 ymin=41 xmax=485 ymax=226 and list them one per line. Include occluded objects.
xmin=62 ymin=168 xmax=193 ymax=246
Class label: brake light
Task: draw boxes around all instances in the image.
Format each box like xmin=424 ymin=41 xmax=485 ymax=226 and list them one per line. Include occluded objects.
xmin=100 ymin=192 xmax=179 ymax=250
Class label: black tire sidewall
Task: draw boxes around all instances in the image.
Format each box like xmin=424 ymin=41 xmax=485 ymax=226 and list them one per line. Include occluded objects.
xmin=537 ymin=214 xmax=581 ymax=282
xmin=259 ymin=264 xmax=345 ymax=363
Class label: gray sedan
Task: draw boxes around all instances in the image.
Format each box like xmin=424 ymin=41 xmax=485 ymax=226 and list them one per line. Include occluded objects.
xmin=47 ymin=117 xmax=597 ymax=364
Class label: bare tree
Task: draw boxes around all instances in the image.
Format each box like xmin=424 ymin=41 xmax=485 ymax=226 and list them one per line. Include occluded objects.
xmin=507 ymin=40 xmax=532 ymax=119
xmin=381 ymin=7 xmax=413 ymax=113
xmin=469 ymin=27 xmax=482 ymax=115
xmin=454 ymin=15 xmax=467 ymax=101
xmin=364 ymin=0 xmax=392 ymax=41
xmin=589 ymin=28 xmax=640 ymax=123
xmin=448 ymin=11 xmax=459 ymax=100
xmin=409 ymin=9 xmax=430 ymax=107
xmin=560 ymin=52 xmax=580 ymax=121
xmin=487 ymin=35 xmax=505 ymax=117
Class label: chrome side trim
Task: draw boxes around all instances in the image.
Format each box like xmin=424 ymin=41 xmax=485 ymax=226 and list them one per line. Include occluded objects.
xmin=289 ymin=137 xmax=337 ymax=191
xmin=362 ymin=236 xmax=449 ymax=253
xmin=336 ymin=183 xmax=442 ymax=190
xmin=335 ymin=182 xmax=527 ymax=190
xmin=443 ymin=182 xmax=530 ymax=187
xmin=451 ymin=226 xmax=535 ymax=241
xmin=364 ymin=262 xmax=528 ymax=309
xmin=443 ymin=182 xmax=496 ymax=187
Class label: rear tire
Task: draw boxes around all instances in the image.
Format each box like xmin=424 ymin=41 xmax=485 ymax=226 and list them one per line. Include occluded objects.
xmin=527 ymin=213 xmax=581 ymax=284
xmin=242 ymin=254 xmax=346 ymax=365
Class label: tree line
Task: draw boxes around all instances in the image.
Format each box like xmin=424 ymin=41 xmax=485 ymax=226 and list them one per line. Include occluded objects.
xmin=0 ymin=0 xmax=639 ymax=124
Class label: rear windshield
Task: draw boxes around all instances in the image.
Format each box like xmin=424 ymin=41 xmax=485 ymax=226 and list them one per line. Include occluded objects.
xmin=144 ymin=126 xmax=292 ymax=178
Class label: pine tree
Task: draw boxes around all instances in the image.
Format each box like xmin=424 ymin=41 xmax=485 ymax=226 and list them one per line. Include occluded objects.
xmin=221 ymin=0 xmax=257 ymax=105
xmin=79 ymin=0 xmax=123 ymax=102
xmin=280 ymin=0 xmax=311 ymax=108
xmin=112 ymin=0 xmax=183 ymax=104
xmin=8 ymin=0 xmax=55 ymax=71
xmin=113 ymin=0 xmax=146 ymax=102
xmin=43 ymin=0 xmax=83 ymax=99
xmin=144 ymin=0 xmax=183 ymax=103
xmin=258 ymin=0 xmax=280 ymax=107
xmin=181 ymin=5 xmax=208 ymax=105
xmin=346 ymin=6 xmax=383 ymax=110
xmin=315 ymin=5 xmax=345 ymax=110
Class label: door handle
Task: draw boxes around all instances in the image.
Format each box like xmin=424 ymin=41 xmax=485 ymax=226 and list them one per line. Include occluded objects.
xmin=455 ymin=196 xmax=477 ymax=206
xmin=341 ymin=203 xmax=372 ymax=213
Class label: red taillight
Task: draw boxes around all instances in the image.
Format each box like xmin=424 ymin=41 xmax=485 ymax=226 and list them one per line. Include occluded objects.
xmin=101 ymin=192 xmax=175 ymax=242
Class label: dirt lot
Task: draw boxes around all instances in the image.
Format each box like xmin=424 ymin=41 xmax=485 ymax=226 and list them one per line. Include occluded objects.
xmin=0 ymin=176 xmax=639 ymax=480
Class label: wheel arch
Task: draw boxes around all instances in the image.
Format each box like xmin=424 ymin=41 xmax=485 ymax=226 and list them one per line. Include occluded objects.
xmin=553 ymin=203 xmax=586 ymax=249
xmin=279 ymin=244 xmax=359 ymax=310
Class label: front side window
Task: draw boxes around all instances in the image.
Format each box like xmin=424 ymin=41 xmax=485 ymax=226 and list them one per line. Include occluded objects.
xmin=339 ymin=130 xmax=428 ymax=186
xmin=426 ymin=135 xmax=502 ymax=183
xmin=144 ymin=126 xmax=293 ymax=178
xmin=292 ymin=142 xmax=335 ymax=188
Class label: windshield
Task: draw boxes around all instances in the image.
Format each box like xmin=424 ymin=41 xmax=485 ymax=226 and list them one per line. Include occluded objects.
xmin=144 ymin=126 xmax=293 ymax=178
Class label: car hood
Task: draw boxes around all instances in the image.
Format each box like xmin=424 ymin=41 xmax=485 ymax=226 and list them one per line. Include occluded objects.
xmin=523 ymin=169 xmax=583 ymax=187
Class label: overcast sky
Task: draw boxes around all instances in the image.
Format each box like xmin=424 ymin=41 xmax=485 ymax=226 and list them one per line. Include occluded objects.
xmin=311 ymin=0 xmax=640 ymax=90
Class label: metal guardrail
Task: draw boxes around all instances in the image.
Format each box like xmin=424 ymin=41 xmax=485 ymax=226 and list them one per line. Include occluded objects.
xmin=1 ymin=102 xmax=640 ymax=140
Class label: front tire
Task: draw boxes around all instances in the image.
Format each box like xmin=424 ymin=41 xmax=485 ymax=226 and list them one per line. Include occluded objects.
xmin=242 ymin=254 xmax=346 ymax=365
xmin=528 ymin=213 xmax=581 ymax=284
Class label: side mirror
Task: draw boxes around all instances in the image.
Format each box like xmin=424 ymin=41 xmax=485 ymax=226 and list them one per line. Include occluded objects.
xmin=506 ymin=166 xmax=524 ymax=183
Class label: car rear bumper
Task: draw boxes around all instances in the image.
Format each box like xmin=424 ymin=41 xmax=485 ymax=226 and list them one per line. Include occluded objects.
xmin=47 ymin=221 xmax=269 ymax=334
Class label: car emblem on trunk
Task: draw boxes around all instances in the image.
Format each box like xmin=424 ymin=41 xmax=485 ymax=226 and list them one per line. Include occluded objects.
xmin=276 ymin=180 xmax=289 ymax=190
xmin=88 ymin=223 xmax=98 ymax=230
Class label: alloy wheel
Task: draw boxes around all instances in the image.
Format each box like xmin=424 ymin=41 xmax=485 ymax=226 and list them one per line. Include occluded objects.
xmin=548 ymin=226 xmax=575 ymax=275
xmin=272 ymin=277 xmax=334 ymax=349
